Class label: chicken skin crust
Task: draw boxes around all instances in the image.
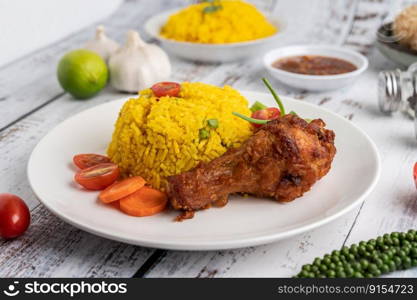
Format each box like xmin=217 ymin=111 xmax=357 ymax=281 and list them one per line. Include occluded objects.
xmin=167 ymin=114 xmax=336 ymax=219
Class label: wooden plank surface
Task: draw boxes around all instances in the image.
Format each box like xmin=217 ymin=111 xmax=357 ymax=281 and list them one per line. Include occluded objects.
xmin=1 ymin=0 xmax=416 ymax=278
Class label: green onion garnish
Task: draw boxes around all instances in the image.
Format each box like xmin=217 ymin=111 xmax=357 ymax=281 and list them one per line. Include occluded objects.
xmin=250 ymin=101 xmax=267 ymax=112
xmin=262 ymin=78 xmax=285 ymax=116
xmin=207 ymin=119 xmax=219 ymax=128
xmin=232 ymin=112 xmax=268 ymax=125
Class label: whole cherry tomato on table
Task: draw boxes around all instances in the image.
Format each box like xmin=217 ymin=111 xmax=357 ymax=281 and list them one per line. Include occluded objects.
xmin=0 ymin=193 xmax=30 ymax=239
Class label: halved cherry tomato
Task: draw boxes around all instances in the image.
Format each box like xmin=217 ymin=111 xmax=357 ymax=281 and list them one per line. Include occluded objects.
xmin=99 ymin=176 xmax=146 ymax=203
xmin=73 ymin=154 xmax=111 ymax=169
xmin=413 ymin=162 xmax=417 ymax=188
xmin=151 ymin=82 xmax=181 ymax=97
xmin=74 ymin=163 xmax=119 ymax=190
xmin=251 ymin=107 xmax=281 ymax=128
xmin=0 ymin=193 xmax=30 ymax=239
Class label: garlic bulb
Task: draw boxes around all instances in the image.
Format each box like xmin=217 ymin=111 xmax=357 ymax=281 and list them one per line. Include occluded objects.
xmin=108 ymin=30 xmax=171 ymax=93
xmin=84 ymin=25 xmax=120 ymax=62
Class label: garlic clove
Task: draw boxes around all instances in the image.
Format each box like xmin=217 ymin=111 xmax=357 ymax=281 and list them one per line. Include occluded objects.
xmin=108 ymin=30 xmax=171 ymax=93
xmin=84 ymin=25 xmax=120 ymax=62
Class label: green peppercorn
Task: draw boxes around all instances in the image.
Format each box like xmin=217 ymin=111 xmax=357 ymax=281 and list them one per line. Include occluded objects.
xmin=341 ymin=246 xmax=350 ymax=256
xmin=331 ymin=256 xmax=340 ymax=263
xmin=391 ymin=232 xmax=399 ymax=239
xmin=345 ymin=267 xmax=354 ymax=277
xmin=402 ymin=257 xmax=412 ymax=269
xmin=323 ymin=257 xmax=332 ymax=265
xmin=350 ymin=244 xmax=358 ymax=255
xmin=380 ymin=264 xmax=390 ymax=273
xmin=352 ymin=262 xmax=362 ymax=271
xmin=295 ymin=230 xmax=417 ymax=278
xmin=326 ymin=270 xmax=336 ymax=278
xmin=388 ymin=261 xmax=396 ymax=272
xmin=360 ymin=259 xmax=369 ymax=269
xmin=346 ymin=253 xmax=355 ymax=262
xmin=302 ymin=264 xmax=311 ymax=271
xmin=336 ymin=270 xmax=346 ymax=278
xmin=319 ymin=264 xmax=328 ymax=273
xmin=358 ymin=245 xmax=367 ymax=255
xmin=393 ymin=256 xmax=402 ymax=268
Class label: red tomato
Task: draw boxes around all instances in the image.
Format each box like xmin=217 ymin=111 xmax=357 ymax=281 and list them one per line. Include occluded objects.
xmin=413 ymin=162 xmax=417 ymax=188
xmin=73 ymin=154 xmax=111 ymax=169
xmin=0 ymin=194 xmax=30 ymax=239
xmin=251 ymin=107 xmax=281 ymax=128
xmin=151 ymin=82 xmax=181 ymax=97
xmin=74 ymin=163 xmax=119 ymax=190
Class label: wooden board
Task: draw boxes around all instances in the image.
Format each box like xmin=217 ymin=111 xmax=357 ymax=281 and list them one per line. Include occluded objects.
xmin=1 ymin=0 xmax=416 ymax=278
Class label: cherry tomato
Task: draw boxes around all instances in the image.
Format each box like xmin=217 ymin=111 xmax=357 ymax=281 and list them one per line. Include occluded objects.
xmin=0 ymin=193 xmax=30 ymax=239
xmin=413 ymin=162 xmax=417 ymax=188
xmin=74 ymin=163 xmax=119 ymax=190
xmin=251 ymin=107 xmax=280 ymax=128
xmin=151 ymin=82 xmax=181 ymax=97
xmin=73 ymin=154 xmax=111 ymax=169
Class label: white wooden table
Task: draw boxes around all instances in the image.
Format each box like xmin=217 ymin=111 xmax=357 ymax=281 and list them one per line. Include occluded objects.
xmin=1 ymin=0 xmax=417 ymax=278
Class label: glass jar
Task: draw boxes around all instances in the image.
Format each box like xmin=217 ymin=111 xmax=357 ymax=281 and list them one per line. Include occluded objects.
xmin=378 ymin=62 xmax=417 ymax=119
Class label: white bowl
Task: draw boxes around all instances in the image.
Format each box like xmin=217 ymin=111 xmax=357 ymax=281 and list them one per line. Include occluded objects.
xmin=144 ymin=9 xmax=286 ymax=63
xmin=263 ymin=45 xmax=368 ymax=91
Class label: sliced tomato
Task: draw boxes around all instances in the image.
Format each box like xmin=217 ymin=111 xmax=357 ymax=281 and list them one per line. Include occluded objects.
xmin=413 ymin=162 xmax=417 ymax=189
xmin=74 ymin=163 xmax=119 ymax=190
xmin=251 ymin=107 xmax=281 ymax=128
xmin=151 ymin=82 xmax=181 ymax=97
xmin=73 ymin=154 xmax=111 ymax=169
xmin=99 ymin=176 xmax=146 ymax=203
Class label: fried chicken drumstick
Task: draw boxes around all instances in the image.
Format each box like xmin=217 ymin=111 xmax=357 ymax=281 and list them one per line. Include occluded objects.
xmin=167 ymin=114 xmax=336 ymax=220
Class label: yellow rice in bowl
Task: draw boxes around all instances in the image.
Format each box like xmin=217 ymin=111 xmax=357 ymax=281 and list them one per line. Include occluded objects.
xmin=160 ymin=0 xmax=277 ymax=44
xmin=107 ymin=82 xmax=253 ymax=190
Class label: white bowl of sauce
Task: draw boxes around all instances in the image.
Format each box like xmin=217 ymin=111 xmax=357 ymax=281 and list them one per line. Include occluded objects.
xmin=263 ymin=45 xmax=368 ymax=91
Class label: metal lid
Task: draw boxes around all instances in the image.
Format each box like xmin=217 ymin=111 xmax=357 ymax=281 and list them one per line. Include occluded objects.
xmin=378 ymin=70 xmax=402 ymax=114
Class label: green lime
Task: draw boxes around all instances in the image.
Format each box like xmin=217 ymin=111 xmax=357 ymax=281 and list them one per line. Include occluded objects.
xmin=57 ymin=49 xmax=108 ymax=99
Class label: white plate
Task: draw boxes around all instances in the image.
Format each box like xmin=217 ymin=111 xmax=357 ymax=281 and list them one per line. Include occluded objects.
xmin=144 ymin=10 xmax=286 ymax=63
xmin=27 ymin=91 xmax=380 ymax=250
xmin=264 ymin=45 xmax=368 ymax=91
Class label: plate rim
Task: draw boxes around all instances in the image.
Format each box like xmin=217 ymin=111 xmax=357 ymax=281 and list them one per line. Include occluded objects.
xmin=27 ymin=91 xmax=381 ymax=250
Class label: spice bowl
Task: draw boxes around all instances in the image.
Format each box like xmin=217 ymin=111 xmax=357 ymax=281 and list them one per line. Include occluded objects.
xmin=144 ymin=10 xmax=287 ymax=63
xmin=263 ymin=45 xmax=368 ymax=91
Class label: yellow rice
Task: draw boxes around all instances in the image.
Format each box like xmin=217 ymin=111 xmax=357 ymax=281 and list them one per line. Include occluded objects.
xmin=107 ymin=82 xmax=253 ymax=190
xmin=160 ymin=0 xmax=277 ymax=44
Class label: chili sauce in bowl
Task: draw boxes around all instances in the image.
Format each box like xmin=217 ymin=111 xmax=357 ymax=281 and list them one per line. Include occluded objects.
xmin=263 ymin=45 xmax=368 ymax=91
xmin=272 ymin=55 xmax=357 ymax=76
